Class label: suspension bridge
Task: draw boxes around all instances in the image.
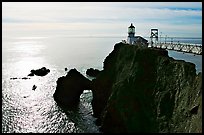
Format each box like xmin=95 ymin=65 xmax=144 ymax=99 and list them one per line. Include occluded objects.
xmin=149 ymin=42 xmax=202 ymax=55
xmin=148 ymin=29 xmax=202 ymax=55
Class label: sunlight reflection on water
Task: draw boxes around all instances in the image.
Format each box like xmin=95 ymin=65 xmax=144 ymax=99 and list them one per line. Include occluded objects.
xmin=2 ymin=36 xmax=201 ymax=133
xmin=2 ymin=37 xmax=100 ymax=133
xmin=2 ymin=66 xmax=99 ymax=133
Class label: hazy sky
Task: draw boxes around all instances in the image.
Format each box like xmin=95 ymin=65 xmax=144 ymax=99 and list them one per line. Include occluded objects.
xmin=2 ymin=2 xmax=202 ymax=38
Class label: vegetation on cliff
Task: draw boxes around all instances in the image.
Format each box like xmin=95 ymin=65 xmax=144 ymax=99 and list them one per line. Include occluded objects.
xmin=53 ymin=42 xmax=202 ymax=133
xmin=91 ymin=42 xmax=202 ymax=133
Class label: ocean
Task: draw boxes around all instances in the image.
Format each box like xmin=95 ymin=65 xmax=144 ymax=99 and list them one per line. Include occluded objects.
xmin=2 ymin=36 xmax=202 ymax=133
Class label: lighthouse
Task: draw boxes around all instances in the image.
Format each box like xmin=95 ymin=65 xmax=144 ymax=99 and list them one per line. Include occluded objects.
xmin=125 ymin=23 xmax=148 ymax=47
xmin=127 ymin=23 xmax=136 ymax=44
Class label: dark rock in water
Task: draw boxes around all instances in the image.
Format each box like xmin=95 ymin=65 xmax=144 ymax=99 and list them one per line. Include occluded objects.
xmin=91 ymin=42 xmax=202 ymax=133
xmin=28 ymin=67 xmax=50 ymax=76
xmin=28 ymin=72 xmax=34 ymax=76
xmin=53 ymin=68 xmax=92 ymax=109
xmin=32 ymin=85 xmax=37 ymax=90
xmin=10 ymin=77 xmax=30 ymax=80
xmin=10 ymin=77 xmax=18 ymax=80
xmin=22 ymin=77 xmax=30 ymax=79
xmin=23 ymin=96 xmax=29 ymax=98
xmin=86 ymin=68 xmax=101 ymax=77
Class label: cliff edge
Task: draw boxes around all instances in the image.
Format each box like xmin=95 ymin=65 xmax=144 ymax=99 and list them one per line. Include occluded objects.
xmin=92 ymin=42 xmax=202 ymax=133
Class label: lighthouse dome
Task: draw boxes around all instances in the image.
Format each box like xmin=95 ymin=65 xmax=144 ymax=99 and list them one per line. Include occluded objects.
xmin=128 ymin=23 xmax=135 ymax=28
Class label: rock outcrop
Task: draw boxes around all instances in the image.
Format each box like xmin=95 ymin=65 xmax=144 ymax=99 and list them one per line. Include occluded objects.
xmin=10 ymin=77 xmax=30 ymax=80
xmin=32 ymin=85 xmax=37 ymax=90
xmin=53 ymin=42 xmax=202 ymax=133
xmin=53 ymin=68 xmax=92 ymax=109
xmin=28 ymin=67 xmax=50 ymax=76
xmin=91 ymin=42 xmax=202 ymax=133
xmin=86 ymin=68 xmax=101 ymax=77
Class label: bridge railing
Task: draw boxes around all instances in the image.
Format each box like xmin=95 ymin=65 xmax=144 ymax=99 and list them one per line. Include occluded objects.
xmin=149 ymin=42 xmax=202 ymax=55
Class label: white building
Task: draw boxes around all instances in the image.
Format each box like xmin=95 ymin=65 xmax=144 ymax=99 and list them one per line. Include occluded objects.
xmin=127 ymin=23 xmax=148 ymax=47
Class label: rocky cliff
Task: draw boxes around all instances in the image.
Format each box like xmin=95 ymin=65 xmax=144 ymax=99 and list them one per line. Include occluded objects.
xmin=54 ymin=69 xmax=91 ymax=109
xmin=91 ymin=42 xmax=202 ymax=133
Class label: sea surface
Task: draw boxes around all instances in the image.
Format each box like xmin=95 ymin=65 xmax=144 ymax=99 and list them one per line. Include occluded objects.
xmin=2 ymin=36 xmax=202 ymax=133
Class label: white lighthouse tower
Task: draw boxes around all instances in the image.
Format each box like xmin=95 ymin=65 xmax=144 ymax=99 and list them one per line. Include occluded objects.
xmin=127 ymin=23 xmax=136 ymax=44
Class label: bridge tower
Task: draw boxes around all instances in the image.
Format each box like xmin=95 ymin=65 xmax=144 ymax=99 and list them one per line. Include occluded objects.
xmin=150 ymin=29 xmax=158 ymax=47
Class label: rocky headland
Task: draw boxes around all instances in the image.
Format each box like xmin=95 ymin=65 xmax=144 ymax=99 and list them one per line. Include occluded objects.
xmin=53 ymin=68 xmax=92 ymax=109
xmin=53 ymin=42 xmax=202 ymax=133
